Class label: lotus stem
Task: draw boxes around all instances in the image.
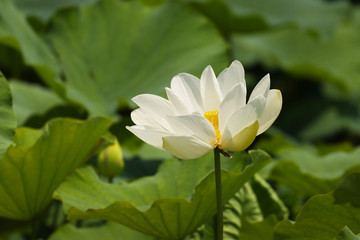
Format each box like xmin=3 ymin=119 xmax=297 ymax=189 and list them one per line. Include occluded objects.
xmin=214 ymin=147 xmax=223 ymax=240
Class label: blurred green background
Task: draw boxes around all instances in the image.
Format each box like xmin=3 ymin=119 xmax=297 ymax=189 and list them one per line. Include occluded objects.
xmin=1 ymin=0 xmax=359 ymax=143
xmin=1 ymin=0 xmax=360 ymax=239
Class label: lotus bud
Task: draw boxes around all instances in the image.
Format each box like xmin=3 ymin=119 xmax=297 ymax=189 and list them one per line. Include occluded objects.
xmin=97 ymin=138 xmax=124 ymax=179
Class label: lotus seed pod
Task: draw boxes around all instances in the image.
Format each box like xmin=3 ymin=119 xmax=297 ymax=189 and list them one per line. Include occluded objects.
xmin=97 ymin=138 xmax=124 ymax=178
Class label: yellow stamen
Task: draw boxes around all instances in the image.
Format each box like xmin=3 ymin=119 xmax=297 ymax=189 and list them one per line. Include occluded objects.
xmin=204 ymin=111 xmax=221 ymax=144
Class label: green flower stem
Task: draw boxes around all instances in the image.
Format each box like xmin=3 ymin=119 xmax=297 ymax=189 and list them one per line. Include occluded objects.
xmin=214 ymin=147 xmax=223 ymax=240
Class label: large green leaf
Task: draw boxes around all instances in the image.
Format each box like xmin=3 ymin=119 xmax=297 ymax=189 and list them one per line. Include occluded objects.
xmin=185 ymin=0 xmax=348 ymax=36
xmin=222 ymin=182 xmax=264 ymax=239
xmin=232 ymin=19 xmax=360 ymax=96
xmin=14 ymin=0 xmax=97 ymax=21
xmin=333 ymin=172 xmax=360 ymax=208
xmin=300 ymin=107 xmax=360 ymax=141
xmin=190 ymin=182 xmax=263 ymax=240
xmin=55 ymin=150 xmax=271 ymax=239
xmin=13 ymin=128 xmax=42 ymax=148
xmin=46 ymin=0 xmax=228 ymax=117
xmin=336 ymin=227 xmax=360 ymax=240
xmin=224 ymin=0 xmax=348 ymax=35
xmin=274 ymin=192 xmax=360 ymax=239
xmin=269 ymin=161 xmax=337 ymax=196
xmin=239 ymin=215 xmax=278 ymax=240
xmin=275 ymin=172 xmax=360 ymax=239
xmin=49 ymin=222 xmax=155 ymax=240
xmin=0 ymin=72 xmax=16 ymax=160
xmin=0 ymin=0 xmax=64 ymax=95
xmin=191 ymin=174 xmax=286 ymax=240
xmin=268 ymin=146 xmax=360 ymax=196
xmin=276 ymin=146 xmax=360 ymax=180
xmin=10 ymin=80 xmax=63 ymax=126
xmin=250 ymin=174 xmax=288 ymax=220
xmin=0 ymin=117 xmax=112 ymax=220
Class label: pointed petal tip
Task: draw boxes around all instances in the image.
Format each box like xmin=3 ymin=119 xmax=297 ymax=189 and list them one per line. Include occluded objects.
xmin=264 ymin=74 xmax=271 ymax=85
xmin=202 ymin=65 xmax=215 ymax=77
xmin=201 ymin=64 xmax=222 ymax=111
xmin=130 ymin=96 xmax=138 ymax=104
xmin=249 ymin=74 xmax=271 ymax=101
xmin=131 ymin=94 xmax=149 ymax=105
xmin=205 ymin=64 xmax=213 ymax=70
xmin=228 ymin=60 xmax=245 ymax=76
xmin=229 ymin=59 xmax=244 ymax=67
xmin=263 ymin=73 xmax=271 ymax=82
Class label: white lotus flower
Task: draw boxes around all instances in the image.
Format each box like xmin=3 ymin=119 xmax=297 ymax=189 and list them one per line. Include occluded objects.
xmin=127 ymin=60 xmax=282 ymax=160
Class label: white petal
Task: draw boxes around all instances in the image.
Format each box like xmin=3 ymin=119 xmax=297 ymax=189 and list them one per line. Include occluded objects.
xmin=248 ymin=95 xmax=267 ymax=118
xmin=218 ymin=83 xmax=247 ymax=133
xmin=162 ymin=135 xmax=214 ymax=159
xmin=200 ymin=65 xmax=222 ymax=112
xmin=170 ymin=73 xmax=203 ymax=114
xmin=166 ymin=114 xmax=217 ymax=145
xmin=126 ymin=126 xmax=175 ymax=149
xmin=166 ymin=88 xmax=189 ymax=115
xmin=249 ymin=74 xmax=270 ymax=102
xmin=220 ymin=121 xmax=259 ymax=152
xmin=130 ymin=108 xmax=163 ymax=129
xmin=257 ymin=90 xmax=282 ymax=135
xmin=221 ymin=96 xmax=266 ymax=141
xmin=218 ymin=60 xmax=246 ymax=97
xmin=132 ymin=94 xmax=174 ymax=130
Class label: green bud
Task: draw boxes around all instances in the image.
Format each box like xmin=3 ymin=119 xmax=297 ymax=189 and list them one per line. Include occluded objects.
xmin=97 ymin=138 xmax=124 ymax=179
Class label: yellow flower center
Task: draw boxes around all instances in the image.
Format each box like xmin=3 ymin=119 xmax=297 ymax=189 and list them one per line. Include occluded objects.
xmin=204 ymin=111 xmax=222 ymax=144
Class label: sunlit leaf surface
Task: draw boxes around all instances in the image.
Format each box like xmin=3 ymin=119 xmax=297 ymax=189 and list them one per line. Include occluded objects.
xmin=0 ymin=117 xmax=112 ymax=220
xmin=46 ymin=0 xmax=228 ymax=117
xmin=55 ymin=150 xmax=271 ymax=239
xmin=49 ymin=222 xmax=155 ymax=240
